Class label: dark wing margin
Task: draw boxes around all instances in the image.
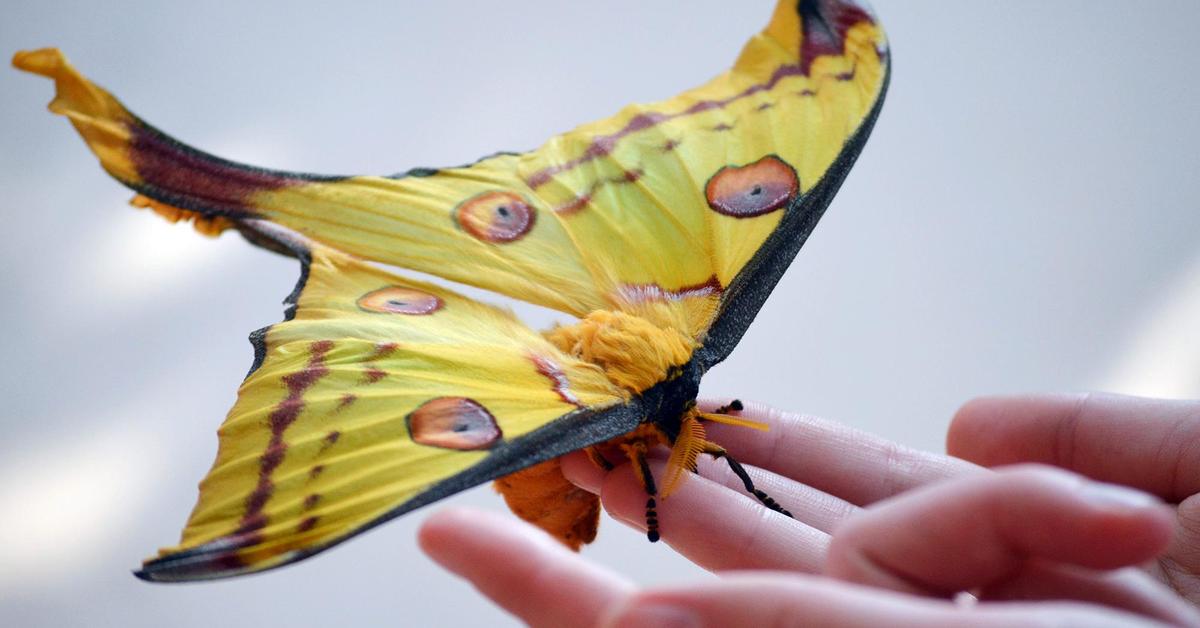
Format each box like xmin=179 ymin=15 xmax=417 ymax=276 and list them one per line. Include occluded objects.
xmin=697 ymin=61 xmax=890 ymax=369
xmin=135 ymin=219 xmax=648 ymax=582
xmin=232 ymin=220 xmax=313 ymax=378
xmin=135 ymin=400 xmax=645 ymax=582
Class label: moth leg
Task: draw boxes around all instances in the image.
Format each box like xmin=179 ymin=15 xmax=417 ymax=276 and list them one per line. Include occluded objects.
xmin=711 ymin=399 xmax=744 ymax=415
xmin=622 ymin=442 xmax=661 ymax=542
xmin=704 ymin=444 xmax=793 ymax=518
xmin=584 ymin=445 xmax=615 ymax=471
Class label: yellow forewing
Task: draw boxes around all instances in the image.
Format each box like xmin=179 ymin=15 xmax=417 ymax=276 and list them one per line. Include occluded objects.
xmin=15 ymin=0 xmax=888 ymax=341
xmin=148 ymin=230 xmax=625 ymax=577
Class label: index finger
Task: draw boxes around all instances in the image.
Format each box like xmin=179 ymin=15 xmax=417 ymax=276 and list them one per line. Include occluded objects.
xmin=948 ymin=393 xmax=1200 ymax=502
xmin=699 ymin=399 xmax=981 ymax=506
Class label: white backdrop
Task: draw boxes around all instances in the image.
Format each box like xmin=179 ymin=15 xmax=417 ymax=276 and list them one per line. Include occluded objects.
xmin=3 ymin=1 xmax=1198 ymax=626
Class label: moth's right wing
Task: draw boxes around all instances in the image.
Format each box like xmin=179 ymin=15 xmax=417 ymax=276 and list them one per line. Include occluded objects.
xmin=138 ymin=224 xmax=634 ymax=582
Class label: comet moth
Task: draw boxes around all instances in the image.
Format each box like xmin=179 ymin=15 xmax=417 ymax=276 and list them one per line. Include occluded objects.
xmin=14 ymin=0 xmax=889 ymax=581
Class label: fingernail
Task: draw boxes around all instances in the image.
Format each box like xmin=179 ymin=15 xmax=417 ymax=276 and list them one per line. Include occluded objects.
xmin=604 ymin=603 xmax=700 ymax=628
xmin=1079 ymin=481 xmax=1160 ymax=510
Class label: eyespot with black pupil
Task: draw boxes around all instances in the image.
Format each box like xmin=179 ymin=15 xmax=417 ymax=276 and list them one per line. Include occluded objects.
xmin=357 ymin=287 xmax=443 ymax=315
xmin=705 ymin=155 xmax=799 ymax=218
xmin=407 ymin=397 xmax=502 ymax=450
xmin=454 ymin=191 xmax=536 ymax=243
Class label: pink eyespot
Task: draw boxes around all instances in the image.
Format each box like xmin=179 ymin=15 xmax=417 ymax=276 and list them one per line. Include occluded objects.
xmin=407 ymin=397 xmax=502 ymax=450
xmin=357 ymin=287 xmax=443 ymax=315
xmin=705 ymin=156 xmax=799 ymax=218
xmin=454 ymin=191 xmax=536 ymax=243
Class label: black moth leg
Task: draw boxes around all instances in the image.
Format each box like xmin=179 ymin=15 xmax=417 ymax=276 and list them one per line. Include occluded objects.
xmin=584 ymin=445 xmax=616 ymax=471
xmin=712 ymin=399 xmax=745 ymax=415
xmin=705 ymin=444 xmax=793 ymax=518
xmin=632 ymin=446 xmax=661 ymax=542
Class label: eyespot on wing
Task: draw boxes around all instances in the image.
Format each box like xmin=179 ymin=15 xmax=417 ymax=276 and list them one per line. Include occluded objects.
xmin=705 ymin=155 xmax=799 ymax=218
xmin=407 ymin=397 xmax=503 ymax=450
xmin=454 ymin=191 xmax=536 ymax=243
xmin=357 ymin=287 xmax=444 ymax=315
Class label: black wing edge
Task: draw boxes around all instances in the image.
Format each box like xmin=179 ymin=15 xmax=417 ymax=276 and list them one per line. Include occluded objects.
xmin=133 ymin=3 xmax=889 ymax=580
xmin=231 ymin=220 xmax=315 ymax=379
xmin=134 ymin=399 xmax=646 ymax=582
xmin=137 ymin=216 xmax=654 ymax=582
xmin=697 ymin=59 xmax=891 ymax=369
xmin=135 ymin=71 xmax=892 ymax=585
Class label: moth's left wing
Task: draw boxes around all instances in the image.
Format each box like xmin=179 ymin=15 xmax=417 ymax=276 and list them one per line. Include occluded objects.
xmin=14 ymin=0 xmax=888 ymax=349
xmin=137 ymin=223 xmax=634 ymax=581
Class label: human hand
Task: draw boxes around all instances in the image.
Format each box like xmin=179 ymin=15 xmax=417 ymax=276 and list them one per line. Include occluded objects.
xmin=949 ymin=393 xmax=1200 ymax=603
xmin=419 ymin=465 xmax=1192 ymax=626
xmin=419 ymin=399 xmax=1199 ymax=626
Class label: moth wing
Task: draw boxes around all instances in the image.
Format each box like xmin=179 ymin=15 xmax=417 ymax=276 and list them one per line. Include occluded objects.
xmin=17 ymin=0 xmax=891 ymax=576
xmin=520 ymin=0 xmax=891 ymax=353
xmin=137 ymin=224 xmax=634 ymax=581
xmin=14 ymin=0 xmax=889 ymax=354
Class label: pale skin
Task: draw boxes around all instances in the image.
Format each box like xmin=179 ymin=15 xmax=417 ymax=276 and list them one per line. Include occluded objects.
xmin=419 ymin=394 xmax=1200 ymax=627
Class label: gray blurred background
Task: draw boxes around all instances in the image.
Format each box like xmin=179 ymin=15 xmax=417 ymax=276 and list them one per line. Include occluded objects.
xmin=3 ymin=1 xmax=1198 ymax=625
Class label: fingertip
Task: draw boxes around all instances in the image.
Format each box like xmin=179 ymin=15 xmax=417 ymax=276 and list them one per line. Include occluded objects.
xmin=946 ymin=395 xmax=1009 ymax=458
xmin=598 ymin=462 xmax=656 ymax=529
xmin=417 ymin=507 xmax=501 ymax=573
xmin=1071 ymin=477 xmax=1176 ymax=561
xmin=989 ymin=465 xmax=1175 ymax=568
xmin=561 ymin=450 xmax=605 ymax=494
xmin=419 ymin=505 xmax=475 ymax=535
xmin=419 ymin=506 xmax=563 ymax=562
xmin=596 ymin=457 xmax=684 ymax=532
xmin=417 ymin=507 xmax=472 ymax=551
xmin=947 ymin=394 xmax=1087 ymax=462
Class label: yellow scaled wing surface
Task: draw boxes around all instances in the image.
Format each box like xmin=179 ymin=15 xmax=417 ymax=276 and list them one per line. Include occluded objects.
xmin=140 ymin=223 xmax=628 ymax=579
xmin=14 ymin=0 xmax=887 ymax=342
xmin=14 ymin=0 xmax=890 ymax=580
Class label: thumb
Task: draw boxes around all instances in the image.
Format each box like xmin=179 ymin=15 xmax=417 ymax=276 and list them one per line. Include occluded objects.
xmin=824 ymin=465 xmax=1194 ymax=625
xmin=826 ymin=465 xmax=1174 ymax=593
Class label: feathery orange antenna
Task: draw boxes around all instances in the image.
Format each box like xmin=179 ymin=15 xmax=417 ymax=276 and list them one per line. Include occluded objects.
xmin=662 ymin=413 xmax=708 ymax=498
xmin=699 ymin=411 xmax=771 ymax=432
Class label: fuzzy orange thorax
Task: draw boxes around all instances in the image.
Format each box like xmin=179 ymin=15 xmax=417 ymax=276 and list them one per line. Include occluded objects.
xmin=544 ymin=310 xmax=695 ymax=393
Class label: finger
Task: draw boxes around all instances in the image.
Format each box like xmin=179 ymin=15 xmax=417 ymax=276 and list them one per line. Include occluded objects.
xmin=693 ymin=453 xmax=860 ymax=534
xmin=600 ymin=573 xmax=1161 ymax=628
xmin=698 ymin=398 xmax=981 ymax=506
xmin=948 ymin=393 xmax=1200 ymax=501
xmin=562 ymin=449 xmax=860 ymax=535
xmin=984 ymin=562 xmax=1200 ymax=627
xmin=1150 ymin=493 xmax=1200 ymax=602
xmin=418 ymin=507 xmax=633 ymax=628
xmin=593 ymin=458 xmax=831 ymax=572
xmin=825 ymin=465 xmax=1175 ymax=594
xmin=562 ymin=450 xmax=606 ymax=494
